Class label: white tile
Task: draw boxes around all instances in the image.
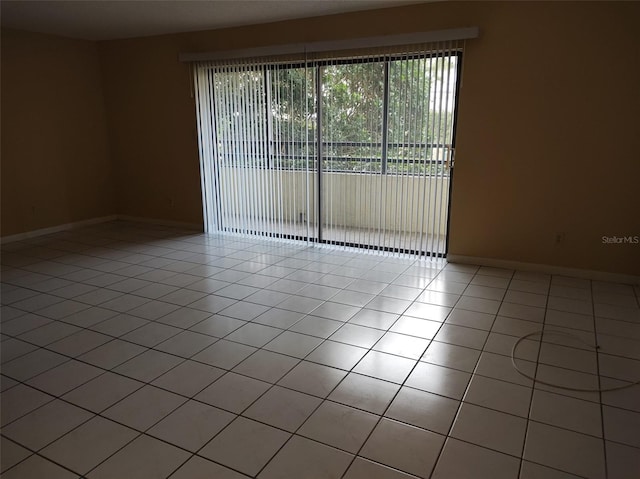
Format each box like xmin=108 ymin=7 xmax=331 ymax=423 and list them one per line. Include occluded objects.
xmin=361 ymin=418 xmax=444 ymax=478
xmin=606 ymin=441 xmax=640 ymax=479
xmin=344 ymin=457 xmax=419 ymax=479
xmin=62 ymin=372 xmax=143 ymax=413
xmin=113 ymin=349 xmax=183 ymax=382
xmin=373 ymin=331 xmax=430 ymax=359
xmin=603 ymin=405 xmax=640 ymax=448
xmin=100 ymin=294 xmax=150 ymax=313
xmin=546 ymin=309 xmax=594 ymax=331
xmin=169 ymin=456 xmax=247 ymax=479
xmin=87 ymin=434 xmax=189 ymax=479
xmin=434 ymin=323 xmax=488 ymax=350
xmin=386 ymin=386 xmax=459 ymax=434
xmin=416 ymin=290 xmax=460 ymax=307
xmin=1 ymin=314 xmax=52 ymax=336
xmin=445 ymin=308 xmax=495 ymax=330
xmin=120 ymin=321 xmax=181 ymax=347
xmin=299 ymin=401 xmax=378 ymax=453
xmin=520 ymin=461 xmax=583 ymax=478
xmin=18 ymin=321 xmax=81 ymax=346
xmin=475 ymin=352 xmax=536 ymax=387
xmin=245 ymin=385 xmax=321 ymax=432
xmin=390 ymin=316 xmax=440 ymax=339
xmin=491 ymin=315 xmax=541 ymax=337
xmin=354 ymin=350 xmax=416 ymax=383
xmin=427 ymin=279 xmax=467 ymax=295
xmin=535 ymin=364 xmax=600 ymax=403
xmin=189 ymin=315 xmax=246 ymax=337
xmin=89 ymin=313 xmax=149 ymax=337
xmin=225 ymin=322 xmax=283 ymax=347
xmin=306 ymin=340 xmax=368 ymax=370
xmin=78 ymin=339 xmax=146 ymax=369
xmin=422 ymin=341 xmax=481 ymax=372
xmin=2 ymin=349 xmax=69 ymax=381
xmin=3 ymin=399 xmax=94 ymax=450
xmin=405 ymin=362 xmax=471 ymax=400
xmin=41 ymin=416 xmax=137 ymax=475
xmin=548 ymin=296 xmax=593 ymax=316
xmin=253 ymin=308 xmax=305 ymax=329
xmin=348 ymin=308 xmax=399 ymax=330
xmin=152 ymin=360 xmax=224 ymax=396
xmin=509 ymin=279 xmax=549 ymax=295
xmin=531 ymin=390 xmax=602 ymax=437
xmin=258 ymin=435 xmax=353 ymax=479
xmin=103 ymin=384 xmax=186 ymax=431
xmin=189 ymin=294 xmax=238 ymax=314
xmin=464 ymin=284 xmax=506 ymax=301
xmin=463 ymin=374 xmax=531 ymax=417
xmin=1 ymin=454 xmax=79 ymax=479
xmin=347 ymin=279 xmax=388 ymax=295
xmin=0 ymin=338 xmax=39 ymax=364
xmin=200 ymin=416 xmax=290 ymax=476
xmin=192 ymin=339 xmax=256 ymax=369
xmin=595 ymin=317 xmax=640 ymax=340
xmin=155 ymin=307 xmax=211 ymax=328
xmin=432 ymin=438 xmax=520 ymax=479
xmin=148 ymin=400 xmax=234 ymax=451
xmin=278 ymin=361 xmax=347 ymax=398
xmin=264 ymin=331 xmax=323 ymax=358
xmin=277 ymin=295 xmax=324 ymax=314
xmin=218 ymin=300 xmax=271 ymax=320
xmin=195 ymin=372 xmax=270 ymax=413
xmin=504 ymin=290 xmax=547 ymax=308
xmin=330 ymin=323 xmax=385 ymax=348
xmin=328 ymin=373 xmax=399 ymax=414
xmin=366 ymin=296 xmax=412 ymax=314
xmin=550 ymin=284 xmax=592 ymax=301
xmin=1 ymin=384 xmax=54 ymax=427
xmin=155 ymin=330 xmax=218 ymax=357
xmin=127 ymin=299 xmax=181 ymax=318
xmin=245 ymin=289 xmax=291 ymax=307
xmin=311 ymin=301 xmax=361 ymax=321
xmin=524 ymin=421 xmax=606 ymax=479
xmin=539 ymin=342 xmax=598 ymax=374
xmin=233 ymin=349 xmax=298 ymax=383
xmin=1 ymin=437 xmax=31 ymax=473
xmin=451 ymin=402 xmax=526 ymax=456
xmin=456 ymin=296 xmax=501 ymax=315
xmin=498 ymin=302 xmax=546 ymax=322
xmin=27 ymin=360 xmax=103 ymax=396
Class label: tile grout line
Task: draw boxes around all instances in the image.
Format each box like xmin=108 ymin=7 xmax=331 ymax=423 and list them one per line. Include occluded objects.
xmin=516 ymin=270 xmax=552 ymax=479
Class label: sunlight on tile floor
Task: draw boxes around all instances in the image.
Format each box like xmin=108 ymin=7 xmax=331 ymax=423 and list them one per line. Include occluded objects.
xmin=1 ymin=221 xmax=639 ymax=478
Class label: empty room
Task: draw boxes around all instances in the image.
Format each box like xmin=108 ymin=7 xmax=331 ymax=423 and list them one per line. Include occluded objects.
xmin=1 ymin=1 xmax=639 ymax=478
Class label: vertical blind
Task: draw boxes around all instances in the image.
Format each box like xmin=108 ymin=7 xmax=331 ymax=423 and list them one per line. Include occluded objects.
xmin=194 ymin=39 xmax=463 ymax=257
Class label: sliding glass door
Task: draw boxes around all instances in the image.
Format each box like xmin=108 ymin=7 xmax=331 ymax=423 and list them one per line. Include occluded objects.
xmin=195 ymin=43 xmax=461 ymax=257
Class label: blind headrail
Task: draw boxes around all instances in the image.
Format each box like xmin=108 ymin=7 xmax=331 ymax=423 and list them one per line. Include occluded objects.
xmin=179 ymin=27 xmax=478 ymax=63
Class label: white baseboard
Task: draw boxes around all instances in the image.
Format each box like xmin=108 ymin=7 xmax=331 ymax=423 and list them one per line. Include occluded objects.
xmin=0 ymin=215 xmax=118 ymax=245
xmin=447 ymin=254 xmax=640 ymax=286
xmin=116 ymin=215 xmax=203 ymax=231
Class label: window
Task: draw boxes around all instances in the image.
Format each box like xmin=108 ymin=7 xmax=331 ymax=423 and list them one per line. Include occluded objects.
xmin=195 ymin=41 xmax=462 ymax=256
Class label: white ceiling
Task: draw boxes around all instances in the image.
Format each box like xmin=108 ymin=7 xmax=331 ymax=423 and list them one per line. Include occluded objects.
xmin=1 ymin=0 xmax=427 ymax=41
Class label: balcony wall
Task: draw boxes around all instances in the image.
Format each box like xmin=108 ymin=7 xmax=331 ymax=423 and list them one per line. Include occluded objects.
xmin=218 ymin=167 xmax=449 ymax=236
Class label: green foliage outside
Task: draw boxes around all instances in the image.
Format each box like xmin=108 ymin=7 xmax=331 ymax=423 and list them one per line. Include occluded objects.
xmin=212 ymin=55 xmax=457 ymax=176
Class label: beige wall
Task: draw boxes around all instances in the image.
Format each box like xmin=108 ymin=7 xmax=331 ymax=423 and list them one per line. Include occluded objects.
xmin=98 ymin=1 xmax=640 ymax=275
xmin=3 ymin=1 xmax=638 ymax=275
xmin=1 ymin=29 xmax=114 ymax=236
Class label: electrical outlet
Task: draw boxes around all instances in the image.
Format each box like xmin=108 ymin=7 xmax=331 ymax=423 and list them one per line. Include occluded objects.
xmin=555 ymin=232 xmax=566 ymax=244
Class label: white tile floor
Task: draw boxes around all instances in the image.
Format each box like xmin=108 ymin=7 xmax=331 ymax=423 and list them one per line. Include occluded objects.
xmin=1 ymin=221 xmax=640 ymax=479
